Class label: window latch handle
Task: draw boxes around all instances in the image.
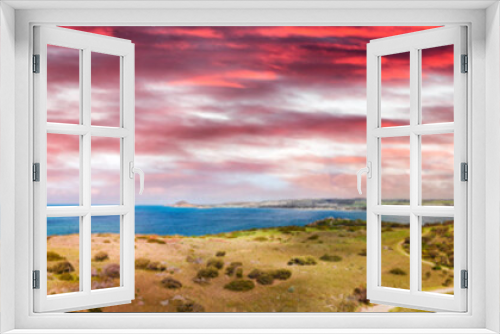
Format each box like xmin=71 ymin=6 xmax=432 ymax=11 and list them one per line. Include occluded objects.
xmin=356 ymin=162 xmax=372 ymax=195
xmin=129 ymin=161 xmax=144 ymax=195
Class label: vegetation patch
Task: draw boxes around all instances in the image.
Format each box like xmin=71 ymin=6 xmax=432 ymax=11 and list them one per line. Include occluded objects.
xmin=215 ymin=251 xmax=226 ymax=257
xmin=287 ymin=257 xmax=317 ymax=266
xmin=225 ymin=262 xmax=243 ymax=276
xmin=224 ymin=280 xmax=255 ymax=292
xmin=93 ymin=251 xmax=109 ymax=262
xmin=147 ymin=261 xmax=167 ymax=271
xmin=49 ymin=261 xmax=75 ymax=274
xmin=319 ymin=254 xmax=343 ymax=262
xmin=102 ymin=264 xmax=120 ymax=279
xmin=248 ymin=269 xmax=263 ymax=279
xmin=389 ymin=268 xmax=407 ymax=276
xmin=197 ymin=267 xmax=219 ymax=279
xmin=270 ymin=269 xmax=292 ymax=280
xmin=256 ymin=273 xmax=274 ymax=285
xmin=135 ymin=258 xmax=151 ymax=269
xmin=147 ymin=238 xmax=166 ymax=244
xmin=161 ymin=277 xmax=183 ymax=289
xmin=177 ymin=301 xmax=205 ymax=312
xmin=206 ymin=258 xmax=224 ymax=270
xmin=59 ymin=273 xmax=75 ymax=281
xmin=47 ymin=251 xmax=65 ymax=261
xmin=236 ymin=268 xmax=243 ymax=278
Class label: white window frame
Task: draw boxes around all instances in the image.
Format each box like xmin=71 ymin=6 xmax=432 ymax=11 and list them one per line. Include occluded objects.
xmin=1 ymin=2 xmax=499 ymax=333
xmin=366 ymin=26 xmax=468 ymax=312
xmin=33 ymin=26 xmax=136 ymax=313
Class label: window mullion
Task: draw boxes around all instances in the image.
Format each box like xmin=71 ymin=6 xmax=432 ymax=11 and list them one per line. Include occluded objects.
xmin=409 ymin=47 xmax=420 ymax=295
xmin=82 ymin=47 xmax=92 ymax=294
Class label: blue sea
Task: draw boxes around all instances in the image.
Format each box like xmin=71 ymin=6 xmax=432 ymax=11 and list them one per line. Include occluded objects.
xmin=47 ymin=206 xmax=368 ymax=237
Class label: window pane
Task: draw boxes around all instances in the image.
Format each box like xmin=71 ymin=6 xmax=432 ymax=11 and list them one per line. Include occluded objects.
xmin=421 ymin=45 xmax=454 ymax=124
xmin=381 ymin=215 xmax=410 ymax=290
xmin=381 ymin=137 xmax=410 ymax=205
xmin=91 ymin=137 xmax=121 ymax=205
xmin=91 ymin=216 xmax=121 ymax=290
xmin=381 ymin=52 xmax=410 ymax=127
xmin=47 ymin=45 xmax=80 ymax=124
xmin=421 ymin=134 xmax=454 ymax=206
xmin=47 ymin=217 xmax=80 ymax=295
xmin=91 ymin=52 xmax=121 ymax=127
xmin=421 ymin=217 xmax=454 ymax=294
xmin=47 ymin=134 xmax=80 ymax=205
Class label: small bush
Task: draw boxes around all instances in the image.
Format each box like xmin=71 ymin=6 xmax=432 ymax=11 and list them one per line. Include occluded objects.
xmin=270 ymin=269 xmax=292 ymax=280
xmin=352 ymin=286 xmax=369 ymax=304
xmin=59 ymin=273 xmax=74 ymax=281
xmin=236 ymin=268 xmax=243 ymax=278
xmin=93 ymin=251 xmax=109 ymax=262
xmin=147 ymin=238 xmax=166 ymax=244
xmin=135 ymin=258 xmax=151 ymax=269
xmin=47 ymin=251 xmax=65 ymax=261
xmin=103 ymin=240 xmax=111 ymax=244
xmin=161 ymin=277 xmax=182 ymax=289
xmin=49 ymin=261 xmax=75 ymax=274
xmin=443 ymin=277 xmax=453 ymax=287
xmin=147 ymin=261 xmax=167 ymax=271
xmin=225 ymin=262 xmax=243 ymax=276
xmin=88 ymin=308 xmax=103 ymax=312
xmin=253 ymin=236 xmax=268 ymax=242
xmin=102 ymin=263 xmax=120 ymax=279
xmin=319 ymin=254 xmax=342 ymax=262
xmin=389 ymin=268 xmax=407 ymax=276
xmin=197 ymin=267 xmax=219 ymax=279
xmin=216 ymin=251 xmax=226 ymax=257
xmin=358 ymin=249 xmax=367 ymax=256
xmin=224 ymin=280 xmax=255 ymax=292
xmin=248 ymin=269 xmax=263 ymax=279
xmin=287 ymin=257 xmax=317 ymax=266
xmin=307 ymin=234 xmax=319 ymax=240
xmin=256 ymin=273 xmax=274 ymax=285
xmin=432 ymin=265 xmax=442 ymax=271
xmin=206 ymin=258 xmax=224 ymax=270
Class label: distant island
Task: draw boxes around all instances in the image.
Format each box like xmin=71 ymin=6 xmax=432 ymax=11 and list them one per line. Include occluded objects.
xmin=170 ymin=198 xmax=368 ymax=211
xmin=169 ymin=198 xmax=452 ymax=210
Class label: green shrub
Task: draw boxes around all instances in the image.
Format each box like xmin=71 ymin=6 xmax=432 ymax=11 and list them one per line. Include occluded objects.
xmin=389 ymin=268 xmax=407 ymax=276
xmin=236 ymin=268 xmax=243 ymax=278
xmin=49 ymin=261 xmax=75 ymax=274
xmin=206 ymin=258 xmax=224 ymax=270
xmin=135 ymin=258 xmax=151 ymax=269
xmin=307 ymin=234 xmax=319 ymax=240
xmin=358 ymin=249 xmax=367 ymax=256
xmin=197 ymin=267 xmax=219 ymax=279
xmin=47 ymin=251 xmax=65 ymax=261
xmin=319 ymin=254 xmax=342 ymax=262
xmin=270 ymin=269 xmax=292 ymax=280
xmin=432 ymin=265 xmax=442 ymax=271
xmin=93 ymin=251 xmax=109 ymax=262
xmin=287 ymin=257 xmax=317 ymax=266
xmin=216 ymin=251 xmax=226 ymax=257
xmin=161 ymin=277 xmax=182 ymax=289
xmin=225 ymin=262 xmax=243 ymax=276
xmin=256 ymin=273 xmax=274 ymax=285
xmin=248 ymin=269 xmax=263 ymax=279
xmin=147 ymin=238 xmax=166 ymax=244
xmin=224 ymin=280 xmax=255 ymax=292
xmin=443 ymin=277 xmax=453 ymax=287
xmin=254 ymin=236 xmax=268 ymax=242
xmin=59 ymin=273 xmax=74 ymax=281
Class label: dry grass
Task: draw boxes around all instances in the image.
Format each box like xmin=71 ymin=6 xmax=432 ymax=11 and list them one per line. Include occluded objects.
xmin=47 ymin=224 xmax=451 ymax=312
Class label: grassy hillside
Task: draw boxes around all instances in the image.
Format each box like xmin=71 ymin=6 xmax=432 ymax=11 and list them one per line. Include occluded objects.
xmin=45 ymin=218 xmax=454 ymax=313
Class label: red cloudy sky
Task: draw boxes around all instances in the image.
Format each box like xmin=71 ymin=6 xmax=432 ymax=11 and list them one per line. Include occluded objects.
xmin=46 ymin=26 xmax=454 ymax=205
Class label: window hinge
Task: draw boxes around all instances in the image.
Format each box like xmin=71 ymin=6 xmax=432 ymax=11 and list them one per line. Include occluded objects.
xmin=461 ymin=54 xmax=468 ymax=73
xmin=461 ymin=270 xmax=468 ymax=289
xmin=461 ymin=162 xmax=468 ymax=182
xmin=33 ymin=54 xmax=40 ymax=73
xmin=33 ymin=270 xmax=40 ymax=289
xmin=33 ymin=163 xmax=40 ymax=182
